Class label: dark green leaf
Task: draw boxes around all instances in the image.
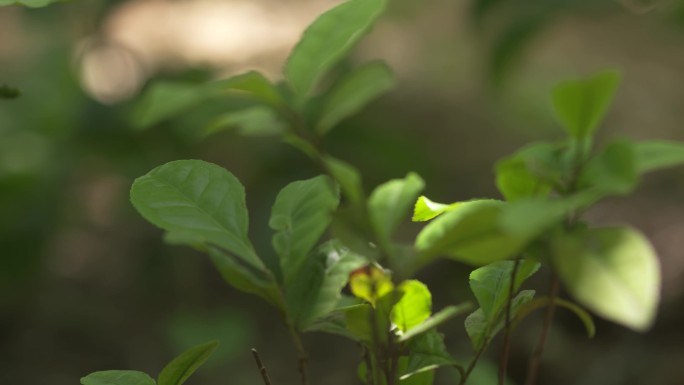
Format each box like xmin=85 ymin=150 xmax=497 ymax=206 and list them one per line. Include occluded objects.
xmin=0 ymin=0 xmax=63 ymax=7
xmin=81 ymin=371 xmax=156 ymax=385
xmin=317 ymin=61 xmax=395 ymax=134
xmin=465 ymin=290 xmax=535 ymax=350
xmin=285 ymin=0 xmax=387 ymax=96
xmin=401 ymin=330 xmax=457 ymax=379
xmin=469 ymin=259 xmax=540 ymax=319
xmin=399 ymin=303 xmax=473 ymax=342
xmin=633 ymin=140 xmax=684 ymax=174
xmin=0 ymin=84 xmax=20 ymax=99
xmin=551 ymin=70 xmax=621 ymax=139
xmin=270 ymin=175 xmax=339 ymax=283
xmin=204 ymin=107 xmax=286 ymax=137
xmin=157 ymin=340 xmax=219 ymax=385
xmin=130 ymin=160 xmax=264 ymax=270
xmin=552 ymin=226 xmax=660 ymax=331
xmin=323 ymin=156 xmax=365 ymax=205
xmin=369 ymin=173 xmax=425 ymax=246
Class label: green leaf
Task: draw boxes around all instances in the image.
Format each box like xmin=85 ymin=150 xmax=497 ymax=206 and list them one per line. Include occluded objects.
xmin=285 ymin=0 xmax=387 ymax=96
xmin=412 ymin=196 xmax=461 ymax=222
xmin=415 ymin=200 xmax=526 ymax=265
xmin=551 ymin=226 xmax=660 ymax=331
xmin=130 ymin=160 xmax=264 ymax=270
xmin=465 ymin=290 xmax=535 ymax=350
xmin=81 ymin=371 xmax=156 ymax=385
xmin=286 ymin=242 xmax=366 ymax=329
xmin=270 ymin=175 xmax=339 ymax=283
xmin=551 ymin=70 xmax=621 ymax=139
xmin=157 ymin=340 xmax=219 ymax=385
xmin=513 ymin=297 xmax=596 ymax=338
xmin=368 ymin=173 xmax=425 ymax=246
xmin=633 ymin=140 xmax=684 ymax=174
xmin=204 ymin=107 xmax=286 ymax=137
xmin=495 ymin=142 xmax=566 ymax=202
xmin=469 ymin=259 xmax=540 ymax=319
xmin=401 ymin=330 xmax=457 ymax=379
xmin=317 ymin=61 xmax=395 ymax=134
xmin=220 ymin=71 xmax=284 ymax=107
xmin=391 ymin=280 xmax=432 ymax=333
xmin=0 ymin=0 xmax=62 ymax=7
xmin=579 ymin=139 xmax=637 ymax=196
xmin=344 ymin=304 xmax=374 ymax=342
xmin=399 ymin=303 xmax=473 ymax=342
xmin=323 ymin=156 xmax=365 ymax=205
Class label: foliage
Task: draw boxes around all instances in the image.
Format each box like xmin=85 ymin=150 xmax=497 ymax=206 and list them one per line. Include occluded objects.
xmin=80 ymin=0 xmax=684 ymax=384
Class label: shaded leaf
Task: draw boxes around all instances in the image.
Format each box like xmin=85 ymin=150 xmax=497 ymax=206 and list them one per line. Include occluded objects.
xmin=285 ymin=0 xmax=387 ymax=96
xmin=323 ymin=155 xmax=365 ymax=205
xmin=495 ymin=142 xmax=566 ymax=202
xmin=158 ymin=340 xmax=219 ymax=385
xmin=369 ymin=173 xmax=425 ymax=247
xmin=399 ymin=303 xmax=473 ymax=342
xmin=469 ymin=259 xmax=540 ymax=319
xmin=465 ymin=290 xmax=535 ymax=350
xmin=552 ymin=226 xmax=660 ymax=331
xmin=579 ymin=139 xmax=637 ymax=195
xmin=401 ymin=330 xmax=457 ymax=379
xmin=81 ymin=371 xmax=156 ymax=385
xmin=0 ymin=0 xmax=63 ymax=7
xmin=513 ymin=297 xmax=596 ymax=338
xmin=633 ymin=140 xmax=684 ymax=174
xmin=204 ymin=107 xmax=286 ymax=137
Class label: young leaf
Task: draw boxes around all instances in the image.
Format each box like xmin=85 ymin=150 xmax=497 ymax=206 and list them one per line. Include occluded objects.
xmin=401 ymin=330 xmax=458 ymax=379
xmin=157 ymin=340 xmax=219 ymax=385
xmin=81 ymin=371 xmax=156 ymax=385
xmin=495 ymin=142 xmax=565 ymax=202
xmin=579 ymin=139 xmax=637 ymax=196
xmin=130 ymin=160 xmax=264 ymax=270
xmin=415 ymin=200 xmax=527 ymax=265
xmin=269 ymin=175 xmax=340 ymax=284
xmin=323 ymin=156 xmax=365 ymax=205
xmin=399 ymin=303 xmax=473 ymax=342
xmin=391 ymin=280 xmax=432 ymax=333
xmin=204 ymin=107 xmax=286 ymax=137
xmin=469 ymin=259 xmax=540 ymax=319
xmin=368 ymin=173 xmax=425 ymax=246
xmin=633 ymin=140 xmax=684 ymax=174
xmin=412 ymin=196 xmax=461 ymax=222
xmin=286 ymin=241 xmax=366 ymax=329
xmin=551 ymin=70 xmax=621 ymax=139
xmin=349 ymin=265 xmax=394 ymax=306
xmin=551 ymin=226 xmax=660 ymax=331
xmin=285 ymin=0 xmax=387 ymax=96
xmin=465 ymin=290 xmax=535 ymax=350
xmin=317 ymin=61 xmax=396 ymax=134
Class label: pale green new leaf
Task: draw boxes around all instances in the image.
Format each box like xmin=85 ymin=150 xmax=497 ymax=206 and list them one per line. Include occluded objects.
xmin=552 ymin=227 xmax=660 ymax=331
xmin=158 ymin=340 xmax=219 ymax=385
xmin=401 ymin=330 xmax=457 ymax=379
xmin=415 ymin=200 xmax=526 ymax=265
xmin=81 ymin=371 xmax=156 ymax=385
xmin=412 ymin=196 xmax=461 ymax=222
xmin=369 ymin=173 xmax=425 ymax=246
xmin=270 ymin=175 xmax=339 ymax=283
xmin=391 ymin=280 xmax=432 ymax=333
xmin=317 ymin=61 xmax=395 ymax=134
xmin=131 ymin=160 xmax=264 ymax=269
xmin=285 ymin=0 xmax=387 ymax=96
xmin=469 ymin=259 xmax=540 ymax=319
xmin=633 ymin=140 xmax=684 ymax=174
xmin=551 ymin=70 xmax=621 ymax=139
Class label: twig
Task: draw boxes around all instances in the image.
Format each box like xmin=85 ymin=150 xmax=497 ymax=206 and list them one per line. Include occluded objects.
xmin=524 ymin=273 xmax=560 ymax=385
xmin=287 ymin=327 xmax=309 ymax=385
xmin=459 ymin=338 xmax=489 ymax=385
xmin=498 ymin=258 xmax=521 ymax=385
xmin=251 ymin=348 xmax=272 ymax=385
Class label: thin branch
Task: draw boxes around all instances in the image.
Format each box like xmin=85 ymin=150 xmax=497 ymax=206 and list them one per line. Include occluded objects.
xmin=287 ymin=327 xmax=309 ymax=385
xmin=524 ymin=273 xmax=560 ymax=385
xmin=499 ymin=258 xmax=521 ymax=385
xmin=459 ymin=338 xmax=489 ymax=385
xmin=251 ymin=348 xmax=272 ymax=385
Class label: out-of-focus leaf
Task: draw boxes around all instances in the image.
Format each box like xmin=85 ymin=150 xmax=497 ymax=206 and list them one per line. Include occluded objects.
xmin=344 ymin=304 xmax=374 ymax=342
xmin=285 ymin=0 xmax=387 ymax=96
xmin=130 ymin=160 xmax=264 ymax=269
xmin=317 ymin=61 xmax=395 ymax=134
xmin=349 ymin=265 xmax=394 ymax=306
xmin=465 ymin=290 xmax=535 ymax=350
xmin=401 ymin=330 xmax=457 ymax=379
xmin=412 ymin=196 xmax=462 ymax=222
xmin=551 ymin=70 xmax=621 ymax=139
xmin=391 ymin=280 xmax=432 ymax=333
xmin=633 ymin=140 xmax=684 ymax=174
xmin=0 ymin=0 xmax=63 ymax=7
xmin=158 ymin=340 xmax=218 ymax=385
xmin=469 ymin=259 xmax=539 ymax=319
xmin=269 ymin=175 xmax=339 ymax=283
xmin=552 ymin=226 xmax=660 ymax=331
xmin=579 ymin=139 xmax=637 ymax=195
xmin=0 ymin=84 xmax=20 ymax=98
xmin=369 ymin=173 xmax=424 ymax=247
xmin=399 ymin=303 xmax=473 ymax=342
xmin=323 ymin=156 xmax=365 ymax=205
xmin=513 ymin=297 xmax=595 ymax=338
xmin=81 ymin=371 xmax=156 ymax=385
xmin=204 ymin=107 xmax=286 ymax=137
xmin=495 ymin=142 xmax=566 ymax=202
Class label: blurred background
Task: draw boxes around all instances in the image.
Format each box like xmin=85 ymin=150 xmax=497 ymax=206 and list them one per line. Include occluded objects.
xmin=2 ymin=0 xmax=684 ymax=384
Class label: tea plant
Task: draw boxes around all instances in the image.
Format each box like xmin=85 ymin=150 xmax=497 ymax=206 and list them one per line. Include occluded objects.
xmin=80 ymin=0 xmax=684 ymax=384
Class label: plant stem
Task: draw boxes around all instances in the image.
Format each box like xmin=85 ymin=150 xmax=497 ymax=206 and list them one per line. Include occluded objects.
xmin=459 ymin=338 xmax=489 ymax=385
xmin=251 ymin=349 xmax=273 ymax=385
xmin=524 ymin=273 xmax=560 ymax=385
xmin=498 ymin=258 xmax=521 ymax=385
xmin=286 ymin=325 xmax=309 ymax=385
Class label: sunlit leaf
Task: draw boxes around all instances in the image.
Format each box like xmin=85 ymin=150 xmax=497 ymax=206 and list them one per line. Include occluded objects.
xmin=269 ymin=175 xmax=339 ymax=283
xmin=412 ymin=196 xmax=461 ymax=222
xmin=552 ymin=226 xmax=660 ymax=331
xmin=158 ymin=340 xmax=219 ymax=385
xmin=349 ymin=265 xmax=394 ymax=306
xmin=391 ymin=280 xmax=432 ymax=333
xmin=285 ymin=0 xmax=387 ymax=96
xmin=317 ymin=61 xmax=395 ymax=134
xmin=81 ymin=371 xmax=156 ymax=385
xmin=551 ymin=70 xmax=621 ymax=139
